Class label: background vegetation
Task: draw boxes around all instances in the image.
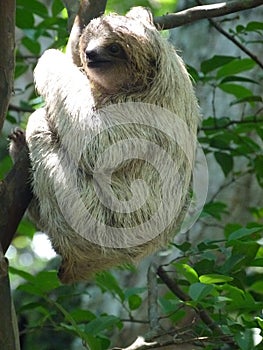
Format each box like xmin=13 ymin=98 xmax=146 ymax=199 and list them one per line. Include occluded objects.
xmin=0 ymin=0 xmax=263 ymax=349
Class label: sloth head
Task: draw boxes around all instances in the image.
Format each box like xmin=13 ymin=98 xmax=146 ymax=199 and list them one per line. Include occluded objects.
xmin=79 ymin=7 xmax=161 ymax=94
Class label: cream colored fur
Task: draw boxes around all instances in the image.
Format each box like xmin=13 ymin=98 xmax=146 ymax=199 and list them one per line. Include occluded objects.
xmin=26 ymin=7 xmax=199 ymax=283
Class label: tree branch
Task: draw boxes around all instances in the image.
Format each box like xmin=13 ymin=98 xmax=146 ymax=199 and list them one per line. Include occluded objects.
xmin=0 ymin=148 xmax=33 ymax=254
xmin=154 ymin=0 xmax=263 ymax=30
xmin=0 ymin=248 xmax=20 ymax=350
xmin=0 ymin=0 xmax=15 ymax=132
xmin=9 ymin=104 xmax=34 ymax=114
xmin=195 ymin=0 xmax=263 ymax=69
xmin=157 ymin=266 xmax=238 ymax=348
xmin=147 ymin=264 xmax=160 ymax=332
xmin=0 ymin=1 xmax=32 ymax=256
xmin=201 ymin=117 xmax=263 ymax=132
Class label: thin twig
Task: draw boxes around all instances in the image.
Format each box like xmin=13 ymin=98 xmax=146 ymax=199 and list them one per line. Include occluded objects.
xmin=9 ymin=104 xmax=34 ymax=114
xmin=196 ymin=0 xmax=263 ymax=69
xmin=201 ymin=116 xmax=263 ymax=131
xmin=147 ymin=263 xmax=160 ymax=332
xmin=154 ymin=0 xmax=263 ymax=30
xmin=157 ymin=266 xmax=237 ymax=347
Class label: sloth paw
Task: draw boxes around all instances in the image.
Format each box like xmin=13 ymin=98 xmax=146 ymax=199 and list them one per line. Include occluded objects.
xmin=8 ymin=128 xmax=27 ymax=162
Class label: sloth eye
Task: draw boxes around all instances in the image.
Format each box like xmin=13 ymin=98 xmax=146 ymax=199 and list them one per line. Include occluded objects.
xmin=107 ymin=43 xmax=123 ymax=56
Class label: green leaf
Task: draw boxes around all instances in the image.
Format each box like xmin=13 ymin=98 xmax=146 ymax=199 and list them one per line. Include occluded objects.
xmin=17 ymin=218 xmax=37 ymax=239
xmin=230 ymin=95 xmax=262 ymax=106
xmin=236 ymin=25 xmax=245 ymax=33
xmin=16 ymin=9 xmax=35 ymax=28
xmin=255 ymin=155 xmax=263 ymax=187
xmin=218 ymin=83 xmax=253 ymax=99
xmin=60 ymin=323 xmax=107 ymax=349
xmin=246 ymin=21 xmax=263 ymax=32
xmin=0 ymin=155 xmax=12 ymax=178
xmin=235 ymin=329 xmax=254 ymax=350
xmin=217 ymin=59 xmax=256 ymax=78
xmin=202 ymin=202 xmax=228 ymax=220
xmin=228 ymin=241 xmax=260 ymax=269
xmin=250 ymin=281 xmax=263 ymax=295
xmin=202 ymin=117 xmax=231 ymax=133
xmin=214 ymin=152 xmax=233 ymax=176
xmin=85 ymin=315 xmax=122 ymax=335
xmin=174 ymin=263 xmax=199 ymax=284
xmin=219 ymin=254 xmax=246 ymax=274
xmin=70 ymin=309 xmax=96 ymax=323
xmin=221 ymin=284 xmax=257 ymax=311
xmin=251 ymin=258 xmax=263 ymax=267
xmin=33 ymin=271 xmax=61 ymax=293
xmin=187 ymin=65 xmax=199 ymax=82
xmin=194 ymin=258 xmax=216 ymax=275
xmin=15 ymin=62 xmax=29 ymax=79
xmin=18 ymin=283 xmax=44 ymax=297
xmin=255 ymin=317 xmax=263 ymax=330
xmin=12 ymin=270 xmax=60 ymax=296
xmin=224 ymin=223 xmax=242 ymax=239
xmin=21 ymin=37 xmax=41 ymax=55
xmin=52 ymin=0 xmax=65 ymax=16
xmin=9 ymin=267 xmax=35 ymax=282
xmin=19 ymin=302 xmax=49 ymax=314
xmin=235 ymin=135 xmax=261 ymax=154
xmin=220 ymin=75 xmax=259 ymax=85
xmin=201 ymin=55 xmax=236 ymax=74
xmin=199 ymin=274 xmax=233 ymax=284
xmin=210 ymin=134 xmax=231 ymax=150
xmin=21 ymin=272 xmax=60 ymax=296
xmin=173 ymin=241 xmax=192 ymax=252
xmin=124 ymin=287 xmax=146 ymax=298
xmin=6 ymin=114 xmax=17 ymax=124
xmin=189 ymin=283 xmax=214 ymax=301
xmin=84 ymin=334 xmax=106 ymax=350
xmin=95 ymin=271 xmax=125 ymax=302
xmin=128 ymin=294 xmax=142 ymax=310
xmin=17 ymin=0 xmax=48 ymax=17
xmin=228 ymin=226 xmax=262 ymax=241
xmin=159 ymin=294 xmax=179 ymax=312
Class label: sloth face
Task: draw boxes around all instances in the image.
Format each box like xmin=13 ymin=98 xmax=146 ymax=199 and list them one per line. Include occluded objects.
xmin=79 ymin=13 xmax=158 ymax=94
xmin=85 ymin=42 xmax=127 ymax=69
xmin=81 ymin=38 xmax=131 ymax=93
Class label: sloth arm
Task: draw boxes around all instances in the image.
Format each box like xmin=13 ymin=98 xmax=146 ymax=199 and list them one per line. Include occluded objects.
xmin=26 ymin=49 xmax=97 ymax=228
xmin=33 ymin=49 xmax=95 ymax=140
xmin=26 ymin=48 xmax=97 ymax=182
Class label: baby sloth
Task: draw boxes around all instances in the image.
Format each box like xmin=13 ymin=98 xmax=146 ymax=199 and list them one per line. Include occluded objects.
xmin=25 ymin=7 xmax=199 ymax=283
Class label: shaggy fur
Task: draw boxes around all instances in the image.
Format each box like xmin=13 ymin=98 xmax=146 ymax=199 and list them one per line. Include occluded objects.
xmin=25 ymin=7 xmax=199 ymax=283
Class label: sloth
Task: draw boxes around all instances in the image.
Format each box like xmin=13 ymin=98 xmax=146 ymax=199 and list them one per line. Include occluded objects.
xmin=21 ymin=7 xmax=199 ymax=283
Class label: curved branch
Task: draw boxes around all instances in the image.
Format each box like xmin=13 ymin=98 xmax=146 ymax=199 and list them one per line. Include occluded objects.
xmin=0 ymin=149 xmax=33 ymax=254
xmin=154 ymin=0 xmax=263 ymax=30
xmin=0 ymin=0 xmax=15 ymax=132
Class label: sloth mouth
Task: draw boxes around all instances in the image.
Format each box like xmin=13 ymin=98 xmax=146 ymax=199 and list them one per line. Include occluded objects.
xmin=87 ymin=59 xmax=112 ymax=69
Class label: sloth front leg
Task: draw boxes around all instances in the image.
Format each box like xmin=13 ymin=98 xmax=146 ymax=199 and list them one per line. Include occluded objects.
xmin=26 ymin=108 xmax=59 ymax=231
xmin=8 ymin=128 xmax=28 ymax=163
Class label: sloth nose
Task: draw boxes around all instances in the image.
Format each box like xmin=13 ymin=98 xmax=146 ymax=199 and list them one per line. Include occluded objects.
xmin=85 ymin=48 xmax=99 ymax=61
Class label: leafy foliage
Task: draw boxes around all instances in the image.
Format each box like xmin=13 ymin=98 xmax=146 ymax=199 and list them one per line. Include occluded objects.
xmin=1 ymin=0 xmax=263 ymax=349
